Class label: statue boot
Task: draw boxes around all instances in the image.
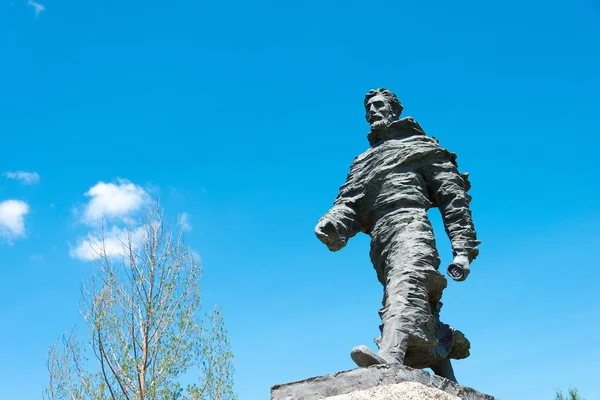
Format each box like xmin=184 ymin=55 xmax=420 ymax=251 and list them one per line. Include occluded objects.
xmin=350 ymin=328 xmax=459 ymax=384
xmin=350 ymin=326 xmax=408 ymax=367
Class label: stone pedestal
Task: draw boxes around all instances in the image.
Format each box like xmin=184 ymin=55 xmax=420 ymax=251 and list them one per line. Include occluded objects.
xmin=324 ymin=382 xmax=459 ymax=399
xmin=270 ymin=364 xmax=495 ymax=400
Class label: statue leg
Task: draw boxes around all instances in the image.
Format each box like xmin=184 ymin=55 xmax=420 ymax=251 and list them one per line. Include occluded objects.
xmin=353 ymin=210 xmax=469 ymax=375
xmin=377 ymin=322 xmax=409 ymax=363
xmin=369 ymin=210 xmax=445 ymax=368
xmin=430 ymin=359 xmax=457 ymax=383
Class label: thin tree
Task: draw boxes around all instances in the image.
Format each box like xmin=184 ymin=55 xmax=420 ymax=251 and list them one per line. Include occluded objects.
xmin=45 ymin=205 xmax=236 ymax=400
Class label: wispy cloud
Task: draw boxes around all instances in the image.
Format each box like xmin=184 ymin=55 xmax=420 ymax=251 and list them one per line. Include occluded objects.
xmin=190 ymin=249 xmax=201 ymax=263
xmin=27 ymin=0 xmax=45 ymax=16
xmin=0 ymin=200 xmax=30 ymax=244
xmin=29 ymin=253 xmax=44 ymax=261
xmin=179 ymin=212 xmax=192 ymax=232
xmin=69 ymin=225 xmax=146 ymax=261
xmin=5 ymin=171 xmax=40 ymax=185
xmin=81 ymin=179 xmax=150 ymax=225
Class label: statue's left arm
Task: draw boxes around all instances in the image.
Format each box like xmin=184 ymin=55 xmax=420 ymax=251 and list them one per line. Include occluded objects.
xmin=420 ymin=155 xmax=480 ymax=281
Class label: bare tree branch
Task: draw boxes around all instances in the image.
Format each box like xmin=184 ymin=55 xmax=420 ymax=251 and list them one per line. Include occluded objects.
xmin=44 ymin=203 xmax=236 ymax=400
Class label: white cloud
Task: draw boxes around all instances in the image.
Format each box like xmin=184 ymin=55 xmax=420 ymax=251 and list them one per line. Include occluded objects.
xmin=71 ymin=179 xmax=152 ymax=261
xmin=179 ymin=212 xmax=192 ymax=232
xmin=69 ymin=225 xmax=145 ymax=261
xmin=29 ymin=253 xmax=44 ymax=261
xmin=82 ymin=179 xmax=150 ymax=225
xmin=0 ymin=200 xmax=30 ymax=243
xmin=27 ymin=0 xmax=45 ymax=16
xmin=5 ymin=171 xmax=40 ymax=185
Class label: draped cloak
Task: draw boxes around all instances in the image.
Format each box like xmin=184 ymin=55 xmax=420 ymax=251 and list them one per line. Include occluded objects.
xmin=320 ymin=117 xmax=479 ymax=368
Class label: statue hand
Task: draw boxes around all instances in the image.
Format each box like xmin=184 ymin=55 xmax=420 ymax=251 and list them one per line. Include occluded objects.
xmin=315 ymin=218 xmax=346 ymax=251
xmin=447 ymin=255 xmax=470 ymax=282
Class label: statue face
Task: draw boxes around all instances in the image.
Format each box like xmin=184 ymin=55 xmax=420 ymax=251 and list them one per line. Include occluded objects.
xmin=365 ymin=94 xmax=394 ymax=130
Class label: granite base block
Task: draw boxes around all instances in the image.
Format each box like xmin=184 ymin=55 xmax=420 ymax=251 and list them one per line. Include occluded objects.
xmin=325 ymin=382 xmax=459 ymax=399
xmin=271 ymin=364 xmax=496 ymax=400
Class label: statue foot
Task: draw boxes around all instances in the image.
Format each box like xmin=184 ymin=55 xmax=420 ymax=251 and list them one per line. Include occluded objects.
xmin=350 ymin=345 xmax=392 ymax=367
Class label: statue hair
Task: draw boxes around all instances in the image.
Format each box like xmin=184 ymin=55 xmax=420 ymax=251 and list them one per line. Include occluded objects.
xmin=364 ymin=88 xmax=403 ymax=119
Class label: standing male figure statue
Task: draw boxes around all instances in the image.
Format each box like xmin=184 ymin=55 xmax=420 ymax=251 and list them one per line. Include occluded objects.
xmin=315 ymin=88 xmax=480 ymax=383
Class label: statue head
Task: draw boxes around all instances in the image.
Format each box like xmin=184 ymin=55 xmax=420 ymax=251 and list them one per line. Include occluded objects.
xmin=364 ymin=88 xmax=403 ymax=131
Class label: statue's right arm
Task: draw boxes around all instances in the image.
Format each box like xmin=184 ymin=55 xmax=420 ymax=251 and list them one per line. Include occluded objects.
xmin=315 ymin=162 xmax=365 ymax=252
xmin=315 ymin=201 xmax=361 ymax=251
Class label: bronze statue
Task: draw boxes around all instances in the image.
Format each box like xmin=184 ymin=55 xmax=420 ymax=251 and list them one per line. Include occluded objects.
xmin=315 ymin=88 xmax=480 ymax=383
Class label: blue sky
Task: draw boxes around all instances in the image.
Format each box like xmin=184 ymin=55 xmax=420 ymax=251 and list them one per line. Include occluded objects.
xmin=1 ymin=0 xmax=600 ymax=398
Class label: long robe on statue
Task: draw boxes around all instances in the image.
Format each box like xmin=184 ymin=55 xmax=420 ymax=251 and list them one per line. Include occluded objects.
xmin=318 ymin=117 xmax=479 ymax=369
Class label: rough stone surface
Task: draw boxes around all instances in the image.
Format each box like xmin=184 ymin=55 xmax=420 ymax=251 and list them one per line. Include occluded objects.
xmin=325 ymin=382 xmax=458 ymax=400
xmin=270 ymin=364 xmax=495 ymax=400
xmin=314 ymin=88 xmax=481 ymax=379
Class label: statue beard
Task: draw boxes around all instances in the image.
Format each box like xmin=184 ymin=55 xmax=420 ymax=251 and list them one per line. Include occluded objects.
xmin=369 ymin=117 xmax=393 ymax=131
